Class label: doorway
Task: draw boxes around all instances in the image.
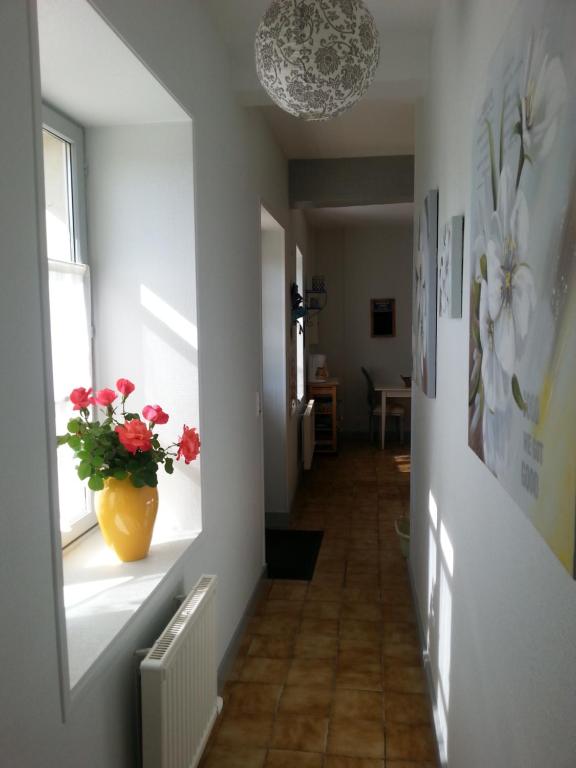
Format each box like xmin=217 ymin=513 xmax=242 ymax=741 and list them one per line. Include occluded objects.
xmin=260 ymin=206 xmax=288 ymax=527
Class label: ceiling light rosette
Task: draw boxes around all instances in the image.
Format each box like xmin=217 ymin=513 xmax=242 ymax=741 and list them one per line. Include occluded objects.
xmin=255 ymin=0 xmax=380 ymax=121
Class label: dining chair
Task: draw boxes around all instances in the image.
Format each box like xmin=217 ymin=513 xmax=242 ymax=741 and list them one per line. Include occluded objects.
xmin=361 ymin=367 xmax=405 ymax=443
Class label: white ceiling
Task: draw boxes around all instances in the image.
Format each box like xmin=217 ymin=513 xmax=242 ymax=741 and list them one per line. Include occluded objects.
xmin=209 ymin=0 xmax=440 ymax=158
xmin=38 ymin=0 xmax=190 ymax=126
xmin=305 ymin=203 xmax=414 ymax=229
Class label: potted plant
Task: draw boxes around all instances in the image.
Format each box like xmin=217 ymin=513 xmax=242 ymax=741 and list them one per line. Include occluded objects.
xmin=58 ymin=378 xmax=200 ymax=561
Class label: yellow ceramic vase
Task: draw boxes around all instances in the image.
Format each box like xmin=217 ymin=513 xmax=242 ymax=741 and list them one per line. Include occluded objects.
xmin=95 ymin=477 xmax=159 ymax=562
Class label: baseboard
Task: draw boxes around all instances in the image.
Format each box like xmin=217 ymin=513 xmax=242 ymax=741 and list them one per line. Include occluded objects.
xmin=217 ymin=565 xmax=268 ymax=691
xmin=407 ymin=560 xmax=448 ymax=768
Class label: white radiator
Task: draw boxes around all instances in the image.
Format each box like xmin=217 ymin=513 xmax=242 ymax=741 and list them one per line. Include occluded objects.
xmin=302 ymin=399 xmax=315 ymax=470
xmin=141 ymin=575 xmax=221 ymax=768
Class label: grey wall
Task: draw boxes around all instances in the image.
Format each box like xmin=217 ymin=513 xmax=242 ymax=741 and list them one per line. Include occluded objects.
xmin=261 ymin=228 xmax=288 ymax=523
xmin=0 ymin=1 xmax=303 ymax=766
xmin=315 ymin=223 xmax=413 ymax=433
xmin=411 ymin=1 xmax=576 ymax=767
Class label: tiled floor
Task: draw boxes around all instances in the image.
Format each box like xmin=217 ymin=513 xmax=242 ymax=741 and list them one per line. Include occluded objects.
xmin=200 ymin=440 xmax=438 ymax=768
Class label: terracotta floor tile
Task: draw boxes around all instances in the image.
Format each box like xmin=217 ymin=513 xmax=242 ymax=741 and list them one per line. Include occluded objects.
xmin=342 ymin=587 xmax=381 ymax=604
xmin=294 ymin=633 xmax=339 ymax=659
xmin=264 ymin=600 xmax=304 ymax=616
xmin=385 ymin=693 xmax=431 ymax=724
xmin=269 ymin=581 xmax=309 ymax=601
xmin=225 ymin=682 xmax=282 ymax=715
xmin=215 ymin=715 xmax=273 ymax=749
xmin=227 ymin=656 xmax=245 ymax=681
xmin=300 ymin=618 xmax=340 ymax=636
xmin=201 ymin=747 xmax=266 ymax=768
xmin=247 ymin=636 xmax=295 ymax=659
xmin=332 ymin=689 xmax=384 ymax=721
xmin=382 ymin=643 xmax=422 ymax=667
xmin=324 ymin=758 xmax=384 ymax=768
xmin=306 ymin=585 xmax=344 ymax=603
xmin=264 ymin=750 xmax=323 ymax=768
xmin=327 ymin=718 xmax=385 ymax=759
xmin=338 ymin=650 xmax=381 ymax=673
xmin=335 ymin=669 xmax=383 ymax=691
xmin=278 ymin=686 xmax=333 ymax=717
xmin=270 ymin=717 xmax=329 ymax=753
xmin=386 ymin=763 xmax=436 ymax=768
xmin=383 ymin=623 xmax=419 ymax=646
xmin=287 ymin=658 xmax=336 ymax=687
xmin=339 ymin=636 xmax=382 ymax=654
xmin=248 ymin=616 xmax=301 ymax=638
xmin=312 ymin=572 xmax=345 ymax=588
xmin=386 ymin=723 xmax=437 ymax=762
xmin=340 ymin=619 xmax=383 ymax=642
xmin=302 ymin=601 xmax=342 ymax=619
xmin=382 ymin=604 xmax=417 ymax=624
xmin=383 ymin=665 xmax=427 ymax=694
xmin=240 ymin=657 xmax=291 ymax=684
xmin=341 ymin=602 xmax=383 ymax=623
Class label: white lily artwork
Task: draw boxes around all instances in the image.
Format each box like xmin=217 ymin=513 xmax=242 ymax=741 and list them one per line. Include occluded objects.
xmin=413 ymin=189 xmax=438 ymax=398
xmin=468 ymin=0 xmax=576 ymax=576
xmin=439 ymin=215 xmax=464 ymax=319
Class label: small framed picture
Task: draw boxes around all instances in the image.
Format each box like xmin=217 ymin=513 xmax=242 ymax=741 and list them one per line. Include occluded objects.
xmin=371 ymin=298 xmax=396 ymax=337
xmin=439 ymin=215 xmax=464 ymax=319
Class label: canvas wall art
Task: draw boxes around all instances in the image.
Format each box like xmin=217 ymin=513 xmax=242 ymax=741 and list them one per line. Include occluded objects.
xmin=439 ymin=215 xmax=464 ymax=319
xmin=468 ymin=0 xmax=576 ymax=575
xmin=413 ymin=189 xmax=438 ymax=398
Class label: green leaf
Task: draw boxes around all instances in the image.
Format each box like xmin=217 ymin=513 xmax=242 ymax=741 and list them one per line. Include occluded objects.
xmin=88 ymin=474 xmax=105 ymax=491
xmin=164 ymin=458 xmax=174 ymax=475
xmin=67 ymin=418 xmax=81 ymax=433
xmin=469 ymin=358 xmax=482 ymax=405
xmin=77 ymin=460 xmax=92 ymax=480
xmin=57 ymin=434 xmax=69 ymax=447
xmin=472 ymin=321 xmax=482 ymax=352
xmin=113 ymin=470 xmax=128 ymax=480
xmin=131 ymin=474 xmax=146 ymax=488
xmin=68 ymin=435 xmax=82 ymax=451
xmin=499 ymin=95 xmax=505 ymax=174
xmin=480 ymin=254 xmax=488 ymax=282
xmin=92 ymin=454 xmax=105 ymax=467
xmin=485 ymin=119 xmax=498 ymax=210
xmin=512 ymin=374 xmax=527 ymax=413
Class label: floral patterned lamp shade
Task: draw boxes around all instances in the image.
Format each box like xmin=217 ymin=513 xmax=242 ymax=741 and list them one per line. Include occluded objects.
xmin=255 ymin=0 xmax=380 ymax=121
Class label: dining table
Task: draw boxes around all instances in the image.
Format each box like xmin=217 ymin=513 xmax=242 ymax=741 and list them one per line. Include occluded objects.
xmin=373 ymin=383 xmax=412 ymax=449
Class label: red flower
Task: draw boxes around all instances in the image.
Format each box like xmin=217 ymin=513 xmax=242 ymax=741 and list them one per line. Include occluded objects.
xmin=176 ymin=426 xmax=201 ymax=464
xmin=116 ymin=378 xmax=135 ymax=397
xmin=115 ymin=419 xmax=153 ymax=454
xmin=94 ymin=388 xmax=117 ymax=406
xmin=70 ymin=387 xmax=95 ymax=410
xmin=142 ymin=404 xmax=169 ymax=425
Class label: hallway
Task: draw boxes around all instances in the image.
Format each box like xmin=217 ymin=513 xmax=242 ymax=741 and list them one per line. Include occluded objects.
xmin=201 ymin=441 xmax=438 ymax=767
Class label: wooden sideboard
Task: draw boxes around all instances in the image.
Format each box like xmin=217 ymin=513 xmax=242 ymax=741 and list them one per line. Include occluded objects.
xmin=307 ymin=379 xmax=339 ymax=453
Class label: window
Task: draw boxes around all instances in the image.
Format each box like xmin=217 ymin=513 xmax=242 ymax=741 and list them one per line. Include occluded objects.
xmin=296 ymin=247 xmax=305 ymax=402
xmin=42 ymin=106 xmax=95 ymax=546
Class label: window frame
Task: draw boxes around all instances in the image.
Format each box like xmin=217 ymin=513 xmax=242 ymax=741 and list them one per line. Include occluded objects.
xmin=42 ymin=104 xmax=97 ymax=547
xmin=295 ymin=246 xmax=306 ymax=404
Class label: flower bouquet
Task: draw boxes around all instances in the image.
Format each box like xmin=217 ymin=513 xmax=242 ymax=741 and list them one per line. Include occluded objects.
xmin=58 ymin=378 xmax=200 ymax=560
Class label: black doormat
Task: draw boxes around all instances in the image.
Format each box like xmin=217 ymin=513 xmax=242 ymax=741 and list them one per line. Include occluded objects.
xmin=265 ymin=529 xmax=324 ymax=581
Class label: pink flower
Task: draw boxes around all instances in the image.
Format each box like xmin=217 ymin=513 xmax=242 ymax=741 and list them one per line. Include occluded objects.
xmin=176 ymin=426 xmax=201 ymax=464
xmin=70 ymin=387 xmax=95 ymax=410
xmin=116 ymin=378 xmax=135 ymax=397
xmin=94 ymin=388 xmax=117 ymax=406
xmin=115 ymin=419 xmax=153 ymax=454
xmin=142 ymin=404 xmax=170 ymax=425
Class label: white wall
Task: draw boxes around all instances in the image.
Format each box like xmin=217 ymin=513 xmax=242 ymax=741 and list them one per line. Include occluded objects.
xmin=88 ymin=122 xmax=201 ymax=535
xmin=315 ymin=223 xmax=413 ymax=433
xmin=411 ymin=2 xmax=576 ymax=767
xmin=0 ymin=1 xmax=304 ymax=766
xmin=261 ymin=226 xmax=288 ymax=523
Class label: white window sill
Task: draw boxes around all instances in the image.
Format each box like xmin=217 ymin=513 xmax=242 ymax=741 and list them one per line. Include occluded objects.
xmin=63 ymin=525 xmax=200 ymax=690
